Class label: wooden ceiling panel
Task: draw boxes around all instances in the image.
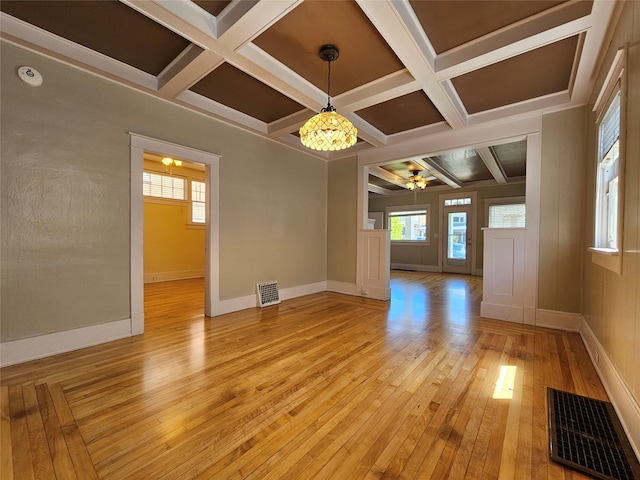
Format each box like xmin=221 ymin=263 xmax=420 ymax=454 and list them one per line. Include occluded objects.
xmin=430 ymin=150 xmax=494 ymax=183
xmin=409 ymin=0 xmax=591 ymax=54
xmin=493 ymin=141 xmax=527 ymax=178
xmin=253 ymin=0 xmax=404 ymax=95
xmin=0 ymin=0 xmax=190 ymax=76
xmin=356 ymin=91 xmax=445 ymax=135
xmin=451 ymin=35 xmax=579 ymax=114
xmin=368 ymin=176 xmax=407 ymax=191
xmin=191 ymin=63 xmax=305 ymax=123
xmin=1 ymin=0 xmax=615 ymax=169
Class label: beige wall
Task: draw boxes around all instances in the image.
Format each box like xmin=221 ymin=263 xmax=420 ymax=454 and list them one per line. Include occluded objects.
xmin=143 ymin=160 xmax=205 ymax=282
xmin=538 ymin=107 xmax=586 ymax=313
xmin=1 ymin=42 xmax=327 ymax=341
xmin=581 ymin=0 xmax=640 ymax=405
xmin=327 ymin=156 xmax=358 ymax=283
xmin=368 ymin=183 xmax=526 ymax=271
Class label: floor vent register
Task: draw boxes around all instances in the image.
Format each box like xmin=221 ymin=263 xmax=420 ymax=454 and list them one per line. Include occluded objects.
xmin=548 ymin=388 xmax=640 ymax=480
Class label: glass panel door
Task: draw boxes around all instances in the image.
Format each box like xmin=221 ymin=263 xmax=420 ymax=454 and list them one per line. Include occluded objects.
xmin=447 ymin=212 xmax=467 ymax=261
xmin=442 ymin=205 xmax=472 ymax=274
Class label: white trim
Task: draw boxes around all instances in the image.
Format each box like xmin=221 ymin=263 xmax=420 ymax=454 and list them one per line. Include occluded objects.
xmin=591 ymin=48 xmax=626 ymax=275
xmin=390 ymin=263 xmax=439 ymax=273
xmin=534 ymin=308 xmax=582 ymax=331
xmin=360 ymin=285 xmax=391 ymax=301
xmin=0 ymin=319 xmax=131 ymax=367
xmin=524 ymin=133 xmax=542 ymax=324
xmin=130 ymin=133 xmax=221 ymax=329
xmin=130 ymin=145 xmax=145 ymax=336
xmin=280 ymin=282 xmax=326 ymax=301
xmin=580 ymin=318 xmax=640 ymax=460
xmin=218 ymin=281 xmax=328 ymax=315
xmin=439 ymin=192 xmax=478 ymax=275
xmin=144 ymin=270 xmax=205 ymax=284
xmin=480 ymin=302 xmax=523 ymax=324
xmin=326 ymin=281 xmax=358 ymax=296
xmin=218 ymin=294 xmax=257 ymax=315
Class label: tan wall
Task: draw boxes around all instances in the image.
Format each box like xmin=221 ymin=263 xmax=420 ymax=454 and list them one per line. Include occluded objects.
xmin=581 ymin=0 xmax=640 ymax=405
xmin=143 ymin=160 xmax=205 ymax=282
xmin=1 ymin=42 xmax=327 ymax=342
xmin=538 ymin=107 xmax=586 ymax=313
xmin=368 ymin=182 xmax=526 ymax=271
xmin=327 ymin=157 xmax=358 ymax=283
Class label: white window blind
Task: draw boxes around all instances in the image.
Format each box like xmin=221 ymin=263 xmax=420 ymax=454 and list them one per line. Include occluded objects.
xmin=595 ymin=87 xmax=621 ymax=249
xmin=143 ymin=172 xmax=185 ymax=200
xmin=191 ymin=180 xmax=205 ymax=223
xmin=598 ymin=90 xmax=620 ymax=161
xmin=488 ymin=203 xmax=526 ymax=228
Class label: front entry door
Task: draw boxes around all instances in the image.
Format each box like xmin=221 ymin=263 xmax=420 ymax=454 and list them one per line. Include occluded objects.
xmin=442 ymin=206 xmax=472 ymax=274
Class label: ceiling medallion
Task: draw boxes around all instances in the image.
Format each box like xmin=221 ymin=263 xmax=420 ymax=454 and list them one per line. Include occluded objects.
xmin=300 ymin=45 xmax=358 ymax=152
xmin=406 ymin=170 xmax=427 ymax=190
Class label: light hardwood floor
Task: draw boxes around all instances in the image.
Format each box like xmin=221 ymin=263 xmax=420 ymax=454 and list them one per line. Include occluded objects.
xmin=1 ymin=271 xmax=607 ymax=479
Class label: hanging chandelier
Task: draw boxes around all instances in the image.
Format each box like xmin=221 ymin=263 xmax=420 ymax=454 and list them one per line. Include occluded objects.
xmin=161 ymin=157 xmax=182 ymax=167
xmin=300 ymin=45 xmax=358 ymax=151
xmin=406 ymin=170 xmax=427 ymax=190
xmin=161 ymin=157 xmax=182 ymax=175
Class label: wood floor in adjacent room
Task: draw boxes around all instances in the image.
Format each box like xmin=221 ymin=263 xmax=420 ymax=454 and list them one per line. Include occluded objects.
xmin=1 ymin=271 xmax=607 ymax=479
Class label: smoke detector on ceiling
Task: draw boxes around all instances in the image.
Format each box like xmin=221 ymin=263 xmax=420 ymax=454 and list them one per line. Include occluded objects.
xmin=17 ymin=66 xmax=43 ymax=87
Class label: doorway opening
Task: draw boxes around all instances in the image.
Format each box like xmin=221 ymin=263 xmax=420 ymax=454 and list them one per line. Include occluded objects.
xmin=130 ymin=133 xmax=220 ymax=335
xmin=142 ymin=154 xmax=206 ymax=318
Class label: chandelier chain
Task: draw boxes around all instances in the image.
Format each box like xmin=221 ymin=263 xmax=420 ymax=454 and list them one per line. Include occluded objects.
xmin=326 ymin=59 xmax=332 ymax=109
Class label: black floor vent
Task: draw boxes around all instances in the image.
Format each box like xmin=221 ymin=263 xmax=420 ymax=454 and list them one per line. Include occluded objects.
xmin=548 ymin=388 xmax=640 ymax=480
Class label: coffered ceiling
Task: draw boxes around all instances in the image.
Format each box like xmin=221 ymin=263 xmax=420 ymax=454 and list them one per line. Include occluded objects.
xmin=0 ymin=0 xmax=619 ymax=194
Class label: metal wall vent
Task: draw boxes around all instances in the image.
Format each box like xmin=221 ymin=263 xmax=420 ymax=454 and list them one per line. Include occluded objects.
xmin=256 ymin=281 xmax=280 ymax=307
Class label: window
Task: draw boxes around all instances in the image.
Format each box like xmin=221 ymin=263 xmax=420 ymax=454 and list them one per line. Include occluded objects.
xmin=590 ymin=48 xmax=625 ymax=274
xmin=386 ymin=205 xmax=430 ymax=243
xmin=143 ymin=171 xmax=185 ymax=200
xmin=595 ymin=89 xmax=621 ymax=250
xmin=488 ymin=203 xmax=526 ymax=228
xmin=444 ymin=197 xmax=471 ymax=206
xmin=191 ymin=180 xmax=206 ymax=224
xmin=484 ymin=196 xmax=525 ymax=228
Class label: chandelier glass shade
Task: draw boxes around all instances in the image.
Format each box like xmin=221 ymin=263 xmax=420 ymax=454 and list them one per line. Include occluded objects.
xmin=406 ymin=171 xmax=427 ymax=190
xmin=300 ymin=45 xmax=357 ymax=152
xmin=299 ymin=108 xmax=358 ymax=151
xmin=161 ymin=157 xmax=182 ymax=167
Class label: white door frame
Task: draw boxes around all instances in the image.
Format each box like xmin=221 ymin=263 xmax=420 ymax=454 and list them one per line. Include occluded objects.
xmin=129 ymin=133 xmax=220 ymax=335
xmin=438 ymin=191 xmax=477 ymax=275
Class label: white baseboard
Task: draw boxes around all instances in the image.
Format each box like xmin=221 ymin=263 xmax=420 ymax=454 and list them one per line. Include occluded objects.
xmin=391 ymin=263 xmax=439 ymax=272
xmin=144 ymin=269 xmax=204 ymax=283
xmin=218 ymin=281 xmax=328 ymax=315
xmin=280 ymin=281 xmax=326 ymax=300
xmin=358 ymin=284 xmax=390 ymax=301
xmin=523 ymin=305 xmax=536 ymax=326
xmin=326 ymin=281 xmax=358 ymax=296
xmin=535 ymin=308 xmax=582 ymax=331
xmin=480 ymin=302 xmax=523 ymax=323
xmin=218 ymin=294 xmax=256 ymax=315
xmin=0 ymin=319 xmax=133 ymax=367
xmin=579 ymin=318 xmax=640 ymax=461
